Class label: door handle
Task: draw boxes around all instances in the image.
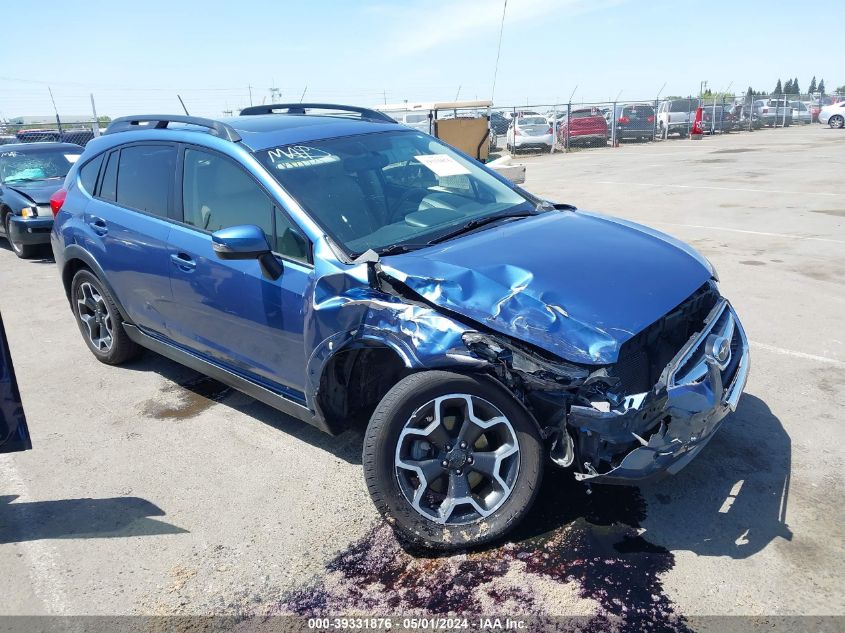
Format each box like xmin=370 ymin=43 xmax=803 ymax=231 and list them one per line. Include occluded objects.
xmin=88 ymin=217 xmax=107 ymax=235
xmin=170 ymin=252 xmax=196 ymax=271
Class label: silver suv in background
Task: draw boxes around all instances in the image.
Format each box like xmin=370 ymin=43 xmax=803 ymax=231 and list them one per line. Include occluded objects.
xmin=657 ymin=98 xmax=700 ymax=138
xmin=760 ymin=99 xmax=792 ymax=127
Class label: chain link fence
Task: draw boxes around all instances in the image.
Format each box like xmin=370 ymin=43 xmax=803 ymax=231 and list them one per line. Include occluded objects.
xmin=1 ymin=91 xmax=841 ymax=157
xmin=491 ymin=91 xmax=843 ymax=156
xmin=0 ymin=119 xmax=103 ymax=147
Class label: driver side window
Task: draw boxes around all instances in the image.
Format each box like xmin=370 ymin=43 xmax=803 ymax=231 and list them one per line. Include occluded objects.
xmin=181 ymin=148 xmax=310 ymax=263
xmin=182 ymin=148 xmax=273 ymax=240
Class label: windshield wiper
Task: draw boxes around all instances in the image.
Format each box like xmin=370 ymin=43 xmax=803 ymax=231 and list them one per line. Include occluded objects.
xmin=364 ymin=209 xmax=539 ymax=259
xmin=4 ymin=176 xmax=60 ymax=184
xmin=426 ymin=210 xmax=537 ymax=246
xmin=375 ymin=243 xmax=428 ymax=256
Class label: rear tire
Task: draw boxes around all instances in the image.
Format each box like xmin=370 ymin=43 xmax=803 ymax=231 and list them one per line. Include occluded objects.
xmin=830 ymin=115 xmax=844 ymax=129
xmin=363 ymin=370 xmax=543 ymax=551
xmin=70 ymin=269 xmax=142 ymax=365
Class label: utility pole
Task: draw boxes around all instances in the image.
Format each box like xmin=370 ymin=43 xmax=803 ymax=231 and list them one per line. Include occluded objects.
xmin=89 ymin=93 xmax=100 ymax=137
xmin=269 ymin=85 xmax=281 ymax=103
xmin=248 ymin=85 xmax=254 ymax=106
xmin=48 ymin=86 xmax=62 ymax=134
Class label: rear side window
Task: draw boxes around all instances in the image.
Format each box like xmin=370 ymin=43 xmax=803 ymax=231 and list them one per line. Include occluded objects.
xmin=116 ymin=145 xmax=176 ymax=217
xmin=99 ymin=152 xmax=118 ymax=201
xmin=78 ymin=154 xmax=104 ymax=195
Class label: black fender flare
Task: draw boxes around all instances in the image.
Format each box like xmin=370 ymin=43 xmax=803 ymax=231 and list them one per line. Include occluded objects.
xmin=60 ymin=244 xmax=133 ymax=323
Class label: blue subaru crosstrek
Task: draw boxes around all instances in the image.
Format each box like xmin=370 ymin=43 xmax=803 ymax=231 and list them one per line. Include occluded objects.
xmin=51 ymin=104 xmax=749 ymax=550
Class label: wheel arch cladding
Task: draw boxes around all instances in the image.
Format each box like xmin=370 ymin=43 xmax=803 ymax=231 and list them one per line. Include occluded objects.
xmin=61 ymin=248 xmax=132 ymax=323
xmin=302 ymin=262 xmax=491 ymax=433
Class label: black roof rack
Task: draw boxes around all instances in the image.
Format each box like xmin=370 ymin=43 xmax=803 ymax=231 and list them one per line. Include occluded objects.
xmin=239 ymin=103 xmax=396 ymax=124
xmin=105 ymin=115 xmax=242 ymax=142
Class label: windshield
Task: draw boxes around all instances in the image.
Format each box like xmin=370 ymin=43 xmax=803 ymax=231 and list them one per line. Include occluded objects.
xmin=0 ymin=148 xmax=80 ymax=184
xmin=257 ymin=131 xmax=532 ymax=257
xmin=669 ymin=99 xmax=700 ymax=112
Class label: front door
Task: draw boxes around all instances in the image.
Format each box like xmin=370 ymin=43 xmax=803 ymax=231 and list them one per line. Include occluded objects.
xmin=166 ymin=147 xmax=311 ymax=397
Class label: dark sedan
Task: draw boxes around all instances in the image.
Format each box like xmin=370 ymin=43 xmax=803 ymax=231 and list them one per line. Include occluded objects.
xmin=702 ymin=105 xmax=736 ymax=134
xmin=0 ymin=142 xmax=83 ymax=258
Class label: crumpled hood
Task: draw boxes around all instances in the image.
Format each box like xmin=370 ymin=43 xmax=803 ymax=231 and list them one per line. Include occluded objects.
xmin=380 ymin=210 xmax=713 ymax=365
xmin=4 ymin=181 xmax=63 ymax=205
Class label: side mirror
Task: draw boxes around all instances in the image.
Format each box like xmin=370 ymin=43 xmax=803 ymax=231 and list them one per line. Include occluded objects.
xmin=211 ymin=224 xmax=282 ymax=280
xmin=212 ymin=224 xmax=270 ymax=259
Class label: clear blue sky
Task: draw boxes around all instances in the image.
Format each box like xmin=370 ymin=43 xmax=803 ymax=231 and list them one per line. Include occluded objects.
xmin=1 ymin=0 xmax=840 ymax=119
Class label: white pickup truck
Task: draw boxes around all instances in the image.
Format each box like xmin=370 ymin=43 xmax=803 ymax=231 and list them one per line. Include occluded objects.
xmin=657 ymin=98 xmax=700 ymax=138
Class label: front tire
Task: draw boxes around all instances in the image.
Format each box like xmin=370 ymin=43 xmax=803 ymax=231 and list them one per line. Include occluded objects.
xmin=70 ymin=269 xmax=142 ymax=365
xmin=3 ymin=213 xmax=36 ymax=259
xmin=830 ymin=115 xmax=844 ymax=129
xmin=363 ymin=371 xmax=543 ymax=550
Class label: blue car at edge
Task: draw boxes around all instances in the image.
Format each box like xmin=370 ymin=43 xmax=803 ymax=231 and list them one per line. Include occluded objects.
xmin=49 ymin=104 xmax=749 ymax=550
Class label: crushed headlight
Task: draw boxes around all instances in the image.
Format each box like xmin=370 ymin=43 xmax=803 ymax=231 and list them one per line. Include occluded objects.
xmin=462 ymin=331 xmax=590 ymax=384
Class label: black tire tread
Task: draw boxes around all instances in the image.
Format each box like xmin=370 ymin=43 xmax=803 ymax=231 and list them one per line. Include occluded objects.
xmin=363 ymin=370 xmax=543 ymax=551
xmin=70 ymin=269 xmax=142 ymax=365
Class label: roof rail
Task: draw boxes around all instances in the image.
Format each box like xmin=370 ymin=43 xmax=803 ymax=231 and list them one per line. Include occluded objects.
xmin=105 ymin=115 xmax=242 ymax=142
xmin=239 ymin=103 xmax=396 ymax=123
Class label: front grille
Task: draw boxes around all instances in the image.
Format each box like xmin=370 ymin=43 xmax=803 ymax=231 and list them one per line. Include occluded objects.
xmin=610 ymin=281 xmax=720 ymax=393
xmin=671 ymin=301 xmax=742 ymax=389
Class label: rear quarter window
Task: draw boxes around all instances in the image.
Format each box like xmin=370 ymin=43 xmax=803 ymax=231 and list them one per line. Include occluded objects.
xmin=78 ymin=153 xmax=104 ymax=195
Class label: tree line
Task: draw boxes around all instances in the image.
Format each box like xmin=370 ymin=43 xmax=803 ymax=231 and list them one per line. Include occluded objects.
xmin=745 ymin=76 xmax=844 ymax=98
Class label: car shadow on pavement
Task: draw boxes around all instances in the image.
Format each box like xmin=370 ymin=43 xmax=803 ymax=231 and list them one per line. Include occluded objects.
xmin=0 ymin=241 xmax=54 ymax=263
xmin=0 ymin=494 xmax=187 ymax=544
xmin=123 ymin=352 xmax=365 ymax=465
xmin=636 ymin=393 xmax=793 ymax=558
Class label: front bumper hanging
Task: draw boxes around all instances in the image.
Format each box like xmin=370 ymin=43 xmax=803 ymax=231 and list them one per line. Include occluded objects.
xmin=569 ymin=299 xmax=749 ymax=484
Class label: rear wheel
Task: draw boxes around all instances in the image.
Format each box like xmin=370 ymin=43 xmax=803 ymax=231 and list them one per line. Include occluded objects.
xmin=2 ymin=213 xmax=36 ymax=259
xmin=364 ymin=371 xmax=543 ymax=550
xmin=830 ymin=115 xmax=844 ymax=129
xmin=70 ymin=269 xmax=142 ymax=365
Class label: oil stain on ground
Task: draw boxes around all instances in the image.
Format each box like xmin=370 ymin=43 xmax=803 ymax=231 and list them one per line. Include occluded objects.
xmin=271 ymin=469 xmax=691 ymax=632
xmin=142 ymin=373 xmax=232 ymax=420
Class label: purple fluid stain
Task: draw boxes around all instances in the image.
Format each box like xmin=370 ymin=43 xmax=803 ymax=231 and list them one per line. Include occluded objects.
xmin=273 ymin=468 xmax=692 ymax=633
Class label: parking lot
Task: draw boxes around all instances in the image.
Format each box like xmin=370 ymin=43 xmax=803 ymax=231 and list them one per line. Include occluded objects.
xmin=1 ymin=125 xmax=843 ymax=627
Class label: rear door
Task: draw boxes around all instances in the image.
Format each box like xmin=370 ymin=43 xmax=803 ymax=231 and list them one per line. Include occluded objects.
xmin=0 ymin=313 xmax=31 ymax=454
xmin=84 ymin=144 xmax=176 ymax=335
xmin=165 ymin=145 xmax=312 ymax=397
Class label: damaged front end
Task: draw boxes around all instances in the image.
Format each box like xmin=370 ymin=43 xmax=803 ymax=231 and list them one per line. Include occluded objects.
xmin=463 ymin=282 xmax=749 ymax=485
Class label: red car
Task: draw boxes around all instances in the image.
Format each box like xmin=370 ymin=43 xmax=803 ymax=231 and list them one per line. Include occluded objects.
xmin=555 ymin=107 xmax=608 ymax=147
